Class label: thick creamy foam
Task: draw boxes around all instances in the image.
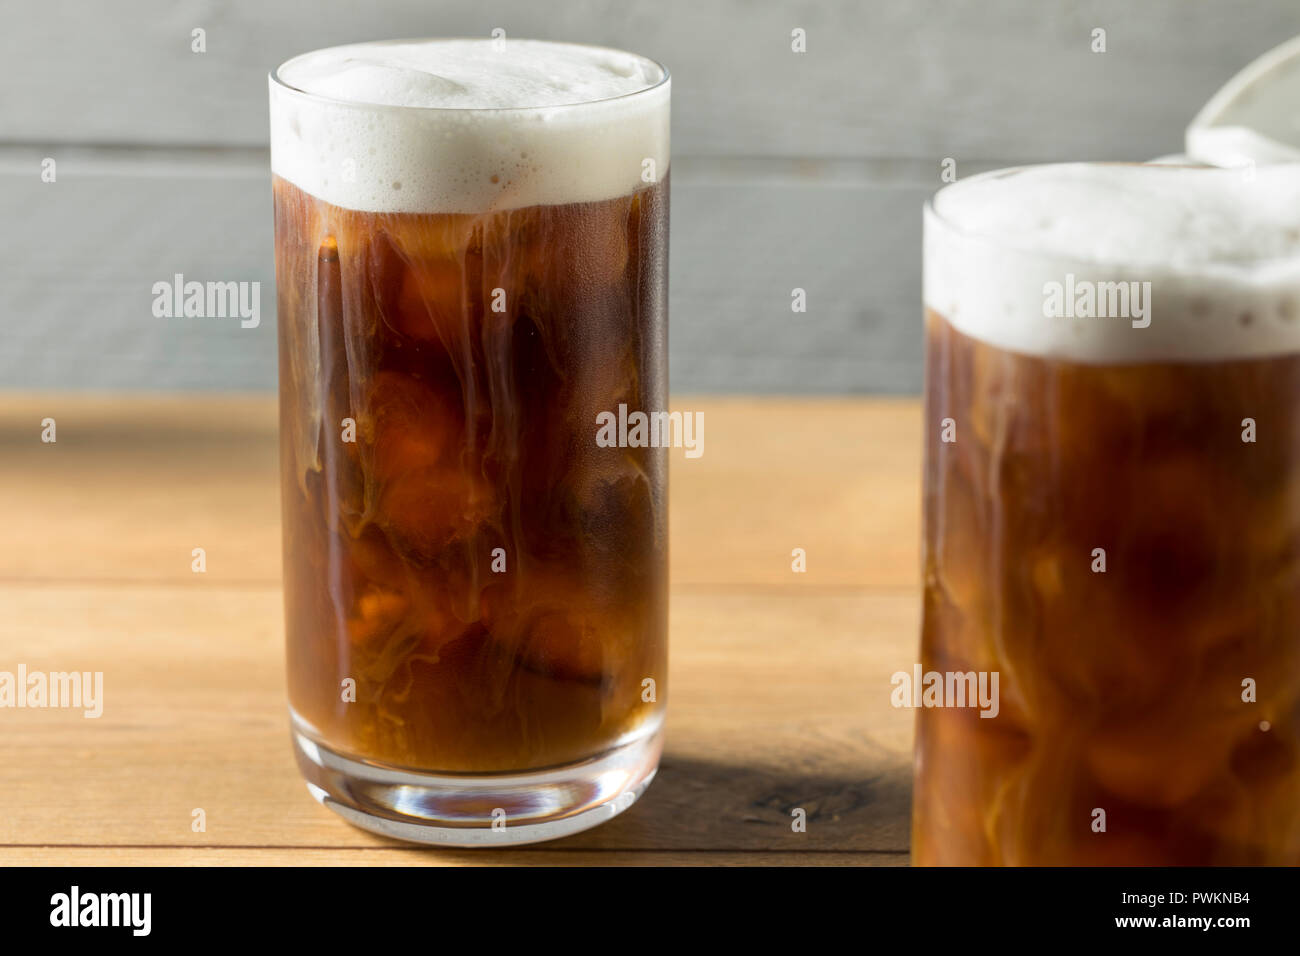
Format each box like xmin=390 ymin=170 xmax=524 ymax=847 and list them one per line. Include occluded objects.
xmin=924 ymin=164 xmax=1300 ymax=362
xmin=269 ymin=39 xmax=669 ymax=213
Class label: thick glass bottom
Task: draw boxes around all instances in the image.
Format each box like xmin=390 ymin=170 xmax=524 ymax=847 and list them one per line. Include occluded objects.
xmin=290 ymin=710 xmax=663 ymax=847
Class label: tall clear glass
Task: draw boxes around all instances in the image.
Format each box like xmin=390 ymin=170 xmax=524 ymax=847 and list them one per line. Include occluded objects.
xmin=269 ymin=40 xmax=670 ymax=845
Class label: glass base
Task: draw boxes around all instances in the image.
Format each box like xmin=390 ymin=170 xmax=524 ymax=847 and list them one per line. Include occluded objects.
xmin=290 ymin=712 xmax=663 ymax=847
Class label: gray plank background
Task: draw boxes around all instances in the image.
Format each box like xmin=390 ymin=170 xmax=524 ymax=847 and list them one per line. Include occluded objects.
xmin=2 ymin=0 xmax=1297 ymax=393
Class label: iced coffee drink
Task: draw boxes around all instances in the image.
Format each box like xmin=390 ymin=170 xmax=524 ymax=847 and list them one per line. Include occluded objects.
xmin=916 ymin=163 xmax=1300 ymax=864
xmin=270 ymin=39 xmax=670 ymax=844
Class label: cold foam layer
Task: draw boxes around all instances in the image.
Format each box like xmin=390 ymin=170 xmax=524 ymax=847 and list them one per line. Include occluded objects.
xmin=924 ymin=164 xmax=1300 ymax=362
xmin=270 ymin=39 xmax=669 ymax=213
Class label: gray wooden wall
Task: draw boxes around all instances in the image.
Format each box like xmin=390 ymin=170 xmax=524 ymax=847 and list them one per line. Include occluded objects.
xmin=2 ymin=0 xmax=1298 ymax=393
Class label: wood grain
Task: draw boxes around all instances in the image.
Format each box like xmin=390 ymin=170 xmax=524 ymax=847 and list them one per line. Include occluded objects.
xmin=0 ymin=394 xmax=922 ymax=589
xmin=0 ymin=395 xmax=923 ymax=865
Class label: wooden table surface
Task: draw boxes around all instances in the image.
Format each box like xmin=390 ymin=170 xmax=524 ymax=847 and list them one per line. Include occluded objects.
xmin=0 ymin=394 xmax=922 ymax=866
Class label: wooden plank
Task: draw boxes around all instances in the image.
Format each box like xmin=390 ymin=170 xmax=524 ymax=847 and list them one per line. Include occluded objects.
xmin=0 ymin=394 xmax=922 ymax=590
xmin=2 ymin=0 xmax=1296 ymax=161
xmin=669 ymin=397 xmax=922 ymax=590
xmin=0 ymin=584 xmax=918 ymax=854
xmin=0 ymin=395 xmax=924 ymax=863
xmin=0 ymin=160 xmax=930 ymax=394
xmin=0 ymin=394 xmax=282 ymax=584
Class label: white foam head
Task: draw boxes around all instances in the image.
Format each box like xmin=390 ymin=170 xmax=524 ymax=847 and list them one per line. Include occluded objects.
xmin=924 ymin=163 xmax=1300 ymax=362
xmin=269 ymin=39 xmax=669 ymax=214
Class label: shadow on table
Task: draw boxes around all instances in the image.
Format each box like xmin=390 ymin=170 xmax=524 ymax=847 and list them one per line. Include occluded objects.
xmin=369 ymin=752 xmax=913 ymax=859
xmin=586 ymin=752 xmax=911 ymax=851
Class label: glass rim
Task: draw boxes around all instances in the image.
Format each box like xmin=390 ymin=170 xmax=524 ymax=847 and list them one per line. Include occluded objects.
xmin=269 ymin=37 xmax=670 ymax=115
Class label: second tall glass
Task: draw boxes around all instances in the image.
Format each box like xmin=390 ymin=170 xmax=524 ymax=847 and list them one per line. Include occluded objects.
xmin=915 ymin=163 xmax=1300 ymax=865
